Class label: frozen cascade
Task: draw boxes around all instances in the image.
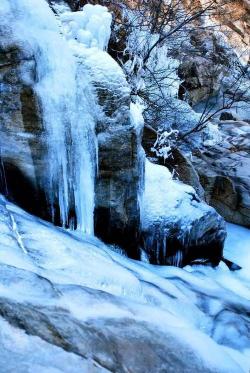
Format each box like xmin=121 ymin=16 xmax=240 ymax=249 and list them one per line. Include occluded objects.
xmin=4 ymin=0 xmax=99 ymax=234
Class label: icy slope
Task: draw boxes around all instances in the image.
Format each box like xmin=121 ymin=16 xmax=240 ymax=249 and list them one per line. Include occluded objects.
xmin=0 ymin=196 xmax=249 ymax=372
xmin=224 ymin=223 xmax=250 ymax=282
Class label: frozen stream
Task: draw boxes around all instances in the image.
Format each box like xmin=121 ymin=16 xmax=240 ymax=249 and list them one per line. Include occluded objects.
xmin=0 ymin=196 xmax=249 ymax=372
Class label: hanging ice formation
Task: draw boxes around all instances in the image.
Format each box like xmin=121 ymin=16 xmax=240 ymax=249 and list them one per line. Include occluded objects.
xmin=3 ymin=0 xmax=112 ymax=234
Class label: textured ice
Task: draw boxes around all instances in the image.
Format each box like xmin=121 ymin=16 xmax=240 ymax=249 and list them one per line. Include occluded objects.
xmin=3 ymin=0 xmax=97 ymax=234
xmin=0 ymin=196 xmax=249 ymax=371
xmin=61 ymin=4 xmax=112 ymax=50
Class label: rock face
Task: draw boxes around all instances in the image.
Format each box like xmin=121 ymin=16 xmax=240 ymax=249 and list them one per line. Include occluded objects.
xmin=82 ymin=50 xmax=144 ymax=258
xmin=176 ymin=24 xmax=239 ymax=106
xmin=192 ymin=120 xmax=250 ymax=227
xmin=177 ymin=0 xmax=249 ymax=105
xmin=0 ymin=25 xmax=50 ymax=220
xmin=182 ymin=0 xmax=250 ymax=63
xmin=200 ymin=0 xmax=250 ymax=64
xmin=178 ymin=54 xmax=225 ymax=105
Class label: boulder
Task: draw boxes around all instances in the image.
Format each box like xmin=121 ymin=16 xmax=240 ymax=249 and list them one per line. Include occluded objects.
xmin=141 ymin=160 xmax=226 ymax=266
xmin=141 ymin=128 xmax=225 ymax=266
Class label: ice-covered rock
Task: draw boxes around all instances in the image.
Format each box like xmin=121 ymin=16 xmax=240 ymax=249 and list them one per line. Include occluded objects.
xmin=0 ymin=0 xmax=143 ymax=255
xmin=58 ymin=6 xmax=144 ymax=256
xmin=0 ymin=196 xmax=249 ymax=372
xmin=0 ymin=0 xmax=96 ymax=233
xmin=141 ymin=160 xmax=226 ymax=266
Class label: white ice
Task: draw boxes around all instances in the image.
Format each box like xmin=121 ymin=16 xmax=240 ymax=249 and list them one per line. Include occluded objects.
xmin=61 ymin=4 xmax=112 ymax=50
xmin=0 ymin=196 xmax=249 ymax=371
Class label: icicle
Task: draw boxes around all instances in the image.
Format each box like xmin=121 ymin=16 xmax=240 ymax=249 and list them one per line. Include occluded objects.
xmin=7 ymin=0 xmax=97 ymax=235
xmin=9 ymin=213 xmax=28 ymax=254
xmin=0 ymin=155 xmax=8 ymax=196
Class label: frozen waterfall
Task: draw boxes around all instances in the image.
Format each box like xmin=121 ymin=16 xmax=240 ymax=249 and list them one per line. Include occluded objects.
xmin=4 ymin=0 xmax=99 ymax=234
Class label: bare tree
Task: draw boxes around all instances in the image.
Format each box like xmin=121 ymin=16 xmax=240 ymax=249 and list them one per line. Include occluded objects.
xmin=110 ymin=0 xmax=249 ymax=151
xmin=63 ymin=0 xmax=249 ymax=153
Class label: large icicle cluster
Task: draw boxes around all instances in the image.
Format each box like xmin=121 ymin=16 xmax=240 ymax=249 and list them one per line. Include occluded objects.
xmin=2 ymin=0 xmax=114 ymax=234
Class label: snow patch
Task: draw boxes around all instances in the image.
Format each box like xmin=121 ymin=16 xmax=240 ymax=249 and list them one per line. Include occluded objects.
xmin=142 ymin=159 xmax=205 ymax=228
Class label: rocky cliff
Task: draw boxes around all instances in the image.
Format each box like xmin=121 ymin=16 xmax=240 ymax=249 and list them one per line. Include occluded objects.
xmin=0 ymin=1 xmax=143 ymax=257
xmin=188 ymin=0 xmax=250 ymax=63
xmin=0 ymin=0 xmax=229 ymax=266
xmin=0 ymin=27 xmax=49 ymax=219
